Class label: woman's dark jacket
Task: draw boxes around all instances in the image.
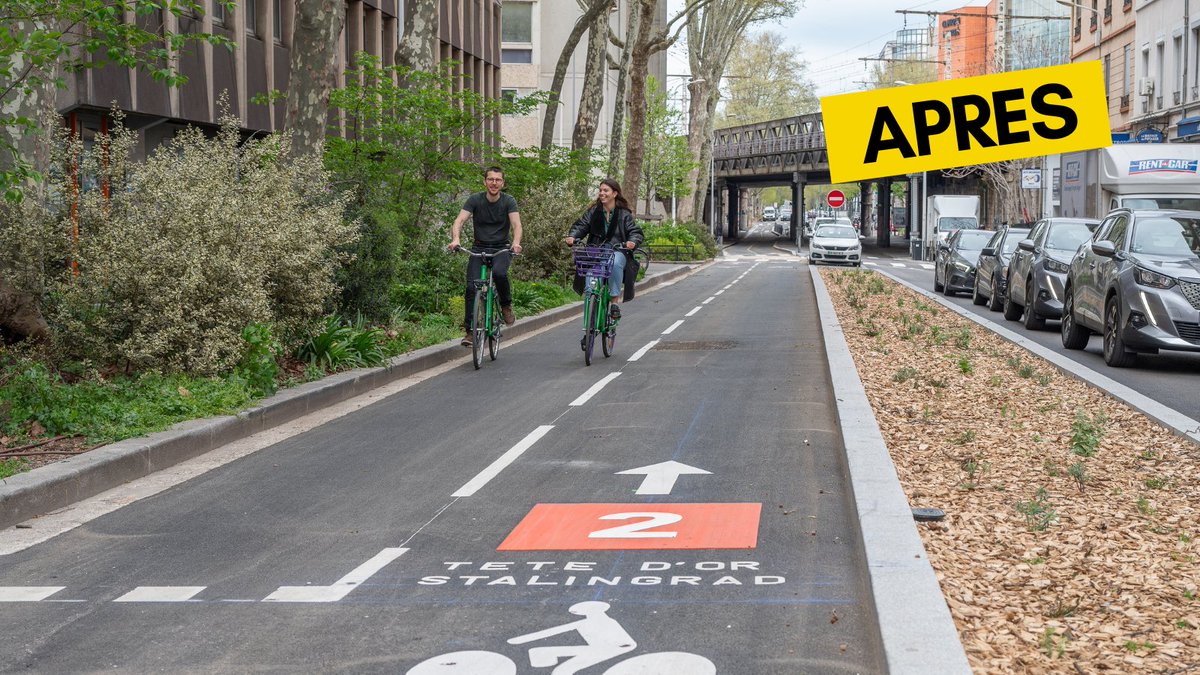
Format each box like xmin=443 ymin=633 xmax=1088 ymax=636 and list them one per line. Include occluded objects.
xmin=568 ymin=204 xmax=644 ymax=300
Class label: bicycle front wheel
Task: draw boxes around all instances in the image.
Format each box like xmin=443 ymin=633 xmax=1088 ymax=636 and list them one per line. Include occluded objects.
xmin=471 ymin=289 xmax=487 ymax=370
xmin=602 ymin=308 xmax=615 ymax=358
xmin=583 ymin=294 xmax=598 ymax=366
xmin=488 ymin=305 xmax=501 ymax=361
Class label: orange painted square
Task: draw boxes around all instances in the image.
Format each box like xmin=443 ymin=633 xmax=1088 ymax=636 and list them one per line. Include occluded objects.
xmin=497 ymin=503 xmax=762 ymax=551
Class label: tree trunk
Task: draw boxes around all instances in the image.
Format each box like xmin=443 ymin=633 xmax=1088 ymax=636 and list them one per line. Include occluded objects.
xmin=0 ymin=274 xmax=49 ymax=343
xmin=540 ymin=0 xmax=612 ymax=150
xmin=606 ymin=3 xmax=642 ymax=177
xmin=679 ymin=79 xmax=716 ymax=222
xmin=285 ymin=0 xmax=347 ymax=158
xmin=396 ymin=0 xmax=437 ymax=73
xmin=570 ymin=9 xmax=610 ymax=154
xmin=620 ymin=0 xmax=658 ymax=213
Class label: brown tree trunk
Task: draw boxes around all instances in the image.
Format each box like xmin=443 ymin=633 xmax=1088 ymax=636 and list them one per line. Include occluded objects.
xmin=570 ymin=10 xmax=610 ymax=154
xmin=619 ymin=0 xmax=658 ymax=213
xmin=0 ymin=274 xmax=49 ymax=342
xmin=606 ymin=3 xmax=642 ymax=177
xmin=284 ymin=0 xmax=346 ymax=159
xmin=540 ymin=0 xmax=611 ymax=150
xmin=396 ymin=0 xmax=437 ymax=73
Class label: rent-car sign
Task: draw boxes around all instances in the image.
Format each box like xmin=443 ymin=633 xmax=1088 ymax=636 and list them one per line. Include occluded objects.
xmin=821 ymin=62 xmax=1111 ymax=184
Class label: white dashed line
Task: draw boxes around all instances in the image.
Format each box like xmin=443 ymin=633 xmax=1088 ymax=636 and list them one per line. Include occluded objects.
xmin=569 ymin=373 xmax=622 ymax=407
xmin=662 ymin=319 xmax=685 ymax=335
xmin=715 ymin=290 xmax=725 ymax=295
xmin=451 ymin=426 xmax=556 ymax=496
xmin=685 ymin=306 xmax=701 ymax=317
xmin=115 ymin=587 xmax=206 ymax=602
xmin=265 ymin=547 xmax=409 ymax=602
xmin=0 ymin=587 xmax=65 ymax=602
xmin=628 ymin=340 xmax=659 ymax=362
xmin=702 ymin=297 xmax=715 ymax=304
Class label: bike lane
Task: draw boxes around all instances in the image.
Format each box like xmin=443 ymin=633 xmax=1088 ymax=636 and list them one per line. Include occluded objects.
xmin=394 ymin=257 xmax=884 ymax=673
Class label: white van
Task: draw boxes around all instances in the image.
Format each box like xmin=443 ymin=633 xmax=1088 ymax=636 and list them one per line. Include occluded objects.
xmin=762 ymin=206 xmax=776 ymax=222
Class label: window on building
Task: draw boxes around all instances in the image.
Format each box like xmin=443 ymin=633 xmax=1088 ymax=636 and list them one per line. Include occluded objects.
xmin=1123 ymin=44 xmax=1130 ymax=96
xmin=501 ymin=1 xmax=532 ymax=43
xmin=501 ymin=88 xmax=518 ymax=104
xmin=1157 ymin=41 xmax=1165 ymax=108
xmin=273 ymin=0 xmax=282 ymax=42
xmin=245 ymin=0 xmax=258 ymax=36
xmin=213 ymin=0 xmax=226 ymax=25
xmin=1174 ymin=35 xmax=1183 ymax=101
xmin=502 ymin=48 xmax=533 ymax=64
xmin=1103 ymin=54 xmax=1110 ymax=98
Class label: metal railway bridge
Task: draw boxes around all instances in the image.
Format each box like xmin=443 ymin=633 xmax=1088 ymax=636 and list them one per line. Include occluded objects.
xmin=708 ymin=112 xmax=921 ymax=249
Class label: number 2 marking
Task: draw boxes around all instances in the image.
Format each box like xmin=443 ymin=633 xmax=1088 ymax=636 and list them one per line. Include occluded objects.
xmin=588 ymin=512 xmax=682 ymax=539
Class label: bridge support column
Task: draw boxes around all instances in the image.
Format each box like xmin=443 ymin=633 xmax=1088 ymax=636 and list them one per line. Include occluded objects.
xmin=858 ymin=182 xmax=869 ymax=236
xmin=726 ymin=184 xmax=739 ymax=241
xmin=792 ymin=173 xmax=803 ymax=247
xmin=878 ymin=178 xmax=891 ymax=248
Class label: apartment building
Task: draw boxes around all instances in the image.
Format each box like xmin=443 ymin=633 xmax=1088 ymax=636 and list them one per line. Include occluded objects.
xmin=499 ymin=0 xmax=667 ymax=151
xmin=1003 ymin=0 xmax=1070 ymax=71
xmin=57 ymin=0 xmax=501 ymax=157
xmin=1130 ymin=0 xmax=1199 ymax=142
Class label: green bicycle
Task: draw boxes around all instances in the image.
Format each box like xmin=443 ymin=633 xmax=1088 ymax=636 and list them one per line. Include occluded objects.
xmin=454 ymin=246 xmax=513 ymax=370
xmin=572 ymin=244 xmax=649 ymax=366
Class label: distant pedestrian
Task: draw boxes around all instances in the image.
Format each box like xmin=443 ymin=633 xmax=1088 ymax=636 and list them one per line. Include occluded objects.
xmin=449 ymin=166 xmax=523 ymax=347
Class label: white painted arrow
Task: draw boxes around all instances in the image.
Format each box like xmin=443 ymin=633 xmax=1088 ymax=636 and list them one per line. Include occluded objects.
xmin=616 ymin=461 xmax=711 ymax=495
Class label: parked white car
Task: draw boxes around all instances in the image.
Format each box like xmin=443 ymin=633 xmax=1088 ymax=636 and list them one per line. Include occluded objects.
xmin=809 ymin=223 xmax=862 ymax=266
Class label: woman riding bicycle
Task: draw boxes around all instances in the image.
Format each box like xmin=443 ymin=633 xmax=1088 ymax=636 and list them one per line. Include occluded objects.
xmin=564 ymin=178 xmax=643 ymax=320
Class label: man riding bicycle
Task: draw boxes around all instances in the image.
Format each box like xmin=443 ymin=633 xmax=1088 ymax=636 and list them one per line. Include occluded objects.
xmin=564 ymin=178 xmax=643 ymax=320
xmin=450 ymin=166 xmax=523 ymax=347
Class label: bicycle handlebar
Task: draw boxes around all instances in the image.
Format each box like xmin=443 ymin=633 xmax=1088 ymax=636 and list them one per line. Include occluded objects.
xmin=450 ymin=245 xmax=515 ymax=257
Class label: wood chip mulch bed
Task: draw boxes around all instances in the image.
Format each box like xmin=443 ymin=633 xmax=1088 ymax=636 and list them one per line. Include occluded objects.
xmin=820 ymin=267 xmax=1199 ymax=673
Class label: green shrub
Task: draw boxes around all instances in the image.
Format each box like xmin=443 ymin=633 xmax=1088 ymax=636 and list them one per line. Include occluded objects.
xmin=512 ymin=182 xmax=591 ymax=284
xmin=297 ymin=315 xmax=386 ymax=372
xmin=18 ymin=114 xmax=356 ymax=376
xmin=235 ymin=323 xmax=280 ymax=397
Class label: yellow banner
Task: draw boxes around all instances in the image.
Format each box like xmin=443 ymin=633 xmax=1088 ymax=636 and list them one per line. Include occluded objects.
xmin=821 ymin=62 xmax=1111 ymax=183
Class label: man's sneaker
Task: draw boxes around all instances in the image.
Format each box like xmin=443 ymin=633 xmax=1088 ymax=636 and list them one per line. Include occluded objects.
xmin=609 ymin=304 xmax=621 ymax=321
xmin=461 ymin=331 xmax=473 ymax=347
xmin=502 ymin=305 xmax=515 ymax=325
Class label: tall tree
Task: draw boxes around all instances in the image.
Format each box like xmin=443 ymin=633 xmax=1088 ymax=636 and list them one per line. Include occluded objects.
xmin=571 ymin=8 xmax=611 ymax=154
xmin=679 ymin=0 xmax=798 ymax=222
xmin=539 ymin=0 xmax=613 ymax=150
xmin=606 ymin=1 xmax=642 ymax=178
xmin=286 ymin=0 xmax=347 ymax=158
xmin=639 ymin=76 xmax=696 ymax=214
xmin=619 ymin=0 xmax=708 ymax=210
xmin=721 ymin=31 xmax=818 ymax=123
xmin=396 ymin=0 xmax=437 ymax=73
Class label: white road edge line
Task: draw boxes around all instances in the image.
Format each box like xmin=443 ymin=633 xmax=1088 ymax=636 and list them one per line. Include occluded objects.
xmin=569 ymin=374 xmax=622 ymax=407
xmin=662 ymin=320 xmax=685 ymax=335
xmin=685 ymin=306 xmax=701 ymax=317
xmin=264 ymin=547 xmax=409 ymax=602
xmin=451 ymin=425 xmax=556 ymax=497
xmin=628 ymin=340 xmax=659 ymax=362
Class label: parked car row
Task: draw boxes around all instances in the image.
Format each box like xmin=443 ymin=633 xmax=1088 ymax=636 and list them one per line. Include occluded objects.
xmin=931 ymin=209 xmax=1200 ymax=368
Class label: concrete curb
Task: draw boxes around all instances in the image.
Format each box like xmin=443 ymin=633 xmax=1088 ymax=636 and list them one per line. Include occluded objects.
xmin=810 ymin=266 xmax=973 ymax=675
xmin=0 ymin=262 xmax=706 ymax=531
xmin=877 ymin=270 xmax=1200 ymax=446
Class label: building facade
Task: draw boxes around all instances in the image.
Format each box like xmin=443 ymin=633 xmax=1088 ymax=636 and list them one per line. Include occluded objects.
xmin=498 ymin=0 xmax=667 ymax=151
xmin=56 ymin=0 xmax=501 ymax=157
xmin=1130 ymin=0 xmax=1199 ymax=141
xmin=936 ymin=6 xmax=993 ymax=80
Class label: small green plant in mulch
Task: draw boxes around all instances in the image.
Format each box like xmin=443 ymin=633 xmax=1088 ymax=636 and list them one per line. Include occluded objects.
xmin=1067 ymin=461 xmax=1088 ymax=491
xmin=1137 ymin=496 xmax=1156 ymax=516
xmin=1176 ymin=619 xmax=1195 ymax=629
xmin=1123 ymin=640 xmax=1155 ymax=653
xmin=892 ymin=366 xmax=919 ymax=383
xmin=989 ymin=375 xmax=1003 ymax=386
xmin=1144 ymin=476 xmax=1169 ymax=490
xmin=1006 ymin=356 xmax=1023 ymax=369
xmin=1039 ymin=627 xmax=1067 ymax=658
xmin=1044 ymin=459 xmax=1060 ymax=476
xmin=858 ymin=317 xmax=883 ymax=337
xmin=895 ymin=297 xmax=905 ymax=308
xmin=956 ymin=430 xmax=978 ymax=445
xmin=1070 ymin=410 xmax=1106 ymax=457
xmin=1023 ymin=556 xmax=1047 ymax=565
xmin=1035 ymin=372 xmax=1053 ymax=386
xmin=957 ymin=356 xmax=973 ymax=374
xmin=953 ymin=328 xmax=971 ymax=349
xmin=1180 ymin=531 xmax=1193 ymax=544
xmin=1017 ymin=364 xmax=1036 ymax=378
xmin=1015 ymin=487 xmax=1058 ymax=531
xmin=1045 ymin=596 xmax=1081 ymax=618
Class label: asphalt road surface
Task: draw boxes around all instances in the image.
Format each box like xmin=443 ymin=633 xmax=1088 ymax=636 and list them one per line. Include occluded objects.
xmin=865 ymin=254 xmax=1200 ymax=423
xmin=0 ymin=242 xmax=884 ymax=674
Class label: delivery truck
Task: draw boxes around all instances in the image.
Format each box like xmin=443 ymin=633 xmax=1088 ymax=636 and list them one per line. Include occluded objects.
xmin=1060 ymin=144 xmax=1200 ymax=219
xmin=922 ymin=195 xmax=981 ymax=258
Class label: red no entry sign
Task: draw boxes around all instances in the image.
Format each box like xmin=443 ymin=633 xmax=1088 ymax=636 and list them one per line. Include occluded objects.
xmin=827 ymin=190 xmax=846 ymax=208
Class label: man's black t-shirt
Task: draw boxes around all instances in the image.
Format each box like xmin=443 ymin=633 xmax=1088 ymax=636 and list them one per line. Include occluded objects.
xmin=462 ymin=192 xmax=518 ymax=245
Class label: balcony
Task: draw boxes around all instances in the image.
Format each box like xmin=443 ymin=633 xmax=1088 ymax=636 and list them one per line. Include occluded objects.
xmin=1123 ymin=0 xmax=1131 ymax=9
xmin=1089 ymin=14 xmax=1097 ymax=31
xmin=1119 ymin=94 xmax=1130 ymax=110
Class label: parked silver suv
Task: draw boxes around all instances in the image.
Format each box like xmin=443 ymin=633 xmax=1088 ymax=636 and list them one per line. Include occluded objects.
xmin=1061 ymin=209 xmax=1200 ymax=367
